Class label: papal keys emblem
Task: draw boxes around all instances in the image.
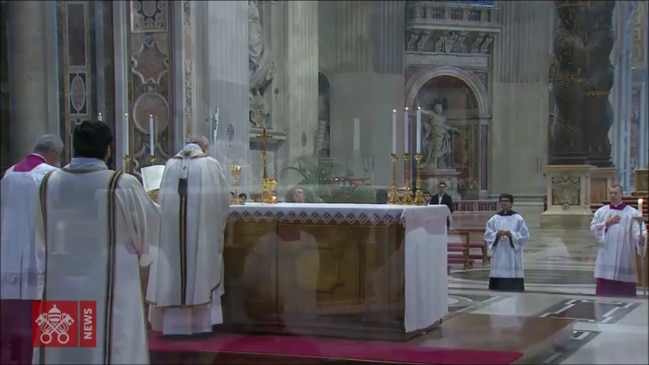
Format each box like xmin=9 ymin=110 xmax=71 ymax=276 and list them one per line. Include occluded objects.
xmin=35 ymin=304 xmax=75 ymax=345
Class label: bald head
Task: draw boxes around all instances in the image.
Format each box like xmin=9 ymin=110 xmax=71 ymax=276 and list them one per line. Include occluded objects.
xmin=33 ymin=134 xmax=64 ymax=166
xmin=187 ymin=135 xmax=210 ymax=153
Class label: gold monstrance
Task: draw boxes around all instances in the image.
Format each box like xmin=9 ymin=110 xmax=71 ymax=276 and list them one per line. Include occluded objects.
xmin=253 ymin=111 xmax=277 ymax=204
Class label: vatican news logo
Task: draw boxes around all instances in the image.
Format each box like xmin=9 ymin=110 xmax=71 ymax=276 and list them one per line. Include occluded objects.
xmin=31 ymin=301 xmax=97 ymax=348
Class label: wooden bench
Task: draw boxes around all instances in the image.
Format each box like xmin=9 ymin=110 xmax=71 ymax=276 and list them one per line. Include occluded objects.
xmin=447 ymin=228 xmax=489 ymax=272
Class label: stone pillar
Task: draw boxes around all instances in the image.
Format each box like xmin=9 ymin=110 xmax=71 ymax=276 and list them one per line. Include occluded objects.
xmin=283 ymin=1 xmax=319 ymax=188
xmin=610 ymin=1 xmax=636 ymax=188
xmin=548 ymin=1 xmax=588 ymax=165
xmin=7 ymin=1 xmax=51 ymax=161
xmin=582 ymin=1 xmax=616 ymax=167
xmin=198 ymin=1 xmax=250 ymax=188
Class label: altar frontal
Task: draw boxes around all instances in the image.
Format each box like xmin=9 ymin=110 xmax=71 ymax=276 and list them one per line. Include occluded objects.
xmin=221 ymin=203 xmax=450 ymax=341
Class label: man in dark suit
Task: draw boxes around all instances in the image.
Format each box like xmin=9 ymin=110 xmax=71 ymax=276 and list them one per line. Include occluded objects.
xmin=430 ymin=182 xmax=453 ymax=228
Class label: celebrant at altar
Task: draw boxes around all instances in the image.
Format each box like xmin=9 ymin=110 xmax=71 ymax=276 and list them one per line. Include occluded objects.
xmin=483 ymin=194 xmax=531 ymax=292
xmin=147 ymin=136 xmax=230 ymax=336
xmin=590 ymin=184 xmax=647 ymax=297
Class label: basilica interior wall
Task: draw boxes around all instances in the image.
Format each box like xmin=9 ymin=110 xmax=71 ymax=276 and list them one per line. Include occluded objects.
xmin=318 ymin=1 xmax=405 ymax=188
xmin=488 ymin=1 xmax=554 ymax=226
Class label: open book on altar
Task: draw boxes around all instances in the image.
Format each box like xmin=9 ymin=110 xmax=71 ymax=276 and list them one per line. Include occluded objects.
xmin=140 ymin=165 xmax=165 ymax=192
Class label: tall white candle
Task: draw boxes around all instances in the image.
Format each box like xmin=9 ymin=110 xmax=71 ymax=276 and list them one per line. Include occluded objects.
xmin=639 ymin=199 xmax=644 ymax=217
xmin=392 ymin=110 xmax=397 ymax=154
xmin=353 ymin=118 xmax=360 ymax=151
xmin=149 ymin=114 xmax=155 ymax=157
xmin=97 ymin=112 xmax=103 ymax=122
xmin=416 ymin=107 xmax=422 ymax=154
xmin=123 ymin=113 xmax=129 ymax=156
xmin=403 ymin=107 xmax=409 ymax=153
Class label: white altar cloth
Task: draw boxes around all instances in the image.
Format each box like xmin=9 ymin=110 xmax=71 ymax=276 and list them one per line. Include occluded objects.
xmin=229 ymin=203 xmax=450 ymax=333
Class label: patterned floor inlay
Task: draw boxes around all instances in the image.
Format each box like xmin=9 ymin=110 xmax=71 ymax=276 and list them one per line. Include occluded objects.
xmin=536 ymin=299 xmax=641 ymax=324
xmin=448 ymin=293 xmax=505 ymax=313
xmin=542 ymin=329 xmax=600 ymax=364
xmin=451 ymin=268 xmax=596 ymax=285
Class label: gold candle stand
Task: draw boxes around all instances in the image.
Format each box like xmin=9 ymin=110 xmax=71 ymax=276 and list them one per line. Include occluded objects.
xmin=148 ymin=155 xmax=156 ymax=166
xmin=388 ymin=154 xmax=400 ymax=204
xmin=402 ymin=153 xmax=413 ymax=205
xmin=258 ymin=123 xmax=278 ymax=204
xmin=413 ymin=153 xmax=427 ymax=205
xmin=230 ymin=164 xmax=244 ymax=205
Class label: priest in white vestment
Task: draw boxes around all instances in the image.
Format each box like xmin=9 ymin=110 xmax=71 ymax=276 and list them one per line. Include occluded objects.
xmin=147 ymin=136 xmax=230 ymax=336
xmin=1 ymin=135 xmax=62 ymax=365
xmin=32 ymin=122 xmax=161 ymax=364
xmin=590 ymin=184 xmax=647 ymax=297
xmin=483 ymin=193 xmax=530 ymax=292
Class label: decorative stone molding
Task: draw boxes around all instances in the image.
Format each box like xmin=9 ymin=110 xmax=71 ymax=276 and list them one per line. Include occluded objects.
xmin=404 ymin=65 xmax=490 ymax=118
xmin=541 ymin=164 xmax=596 ymax=229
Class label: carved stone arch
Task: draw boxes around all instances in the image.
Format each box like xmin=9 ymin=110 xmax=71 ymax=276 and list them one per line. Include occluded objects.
xmin=405 ymin=66 xmax=490 ymax=118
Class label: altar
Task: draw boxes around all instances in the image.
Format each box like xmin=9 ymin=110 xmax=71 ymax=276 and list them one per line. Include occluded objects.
xmin=221 ymin=203 xmax=450 ymax=341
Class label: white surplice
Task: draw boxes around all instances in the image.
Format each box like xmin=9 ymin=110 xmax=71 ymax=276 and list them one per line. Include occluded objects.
xmin=1 ymin=157 xmax=57 ymax=300
xmin=483 ymin=211 xmax=530 ymax=278
xmin=32 ymin=158 xmax=161 ymax=365
xmin=590 ymin=205 xmax=647 ymax=283
xmin=147 ymin=144 xmax=230 ymax=335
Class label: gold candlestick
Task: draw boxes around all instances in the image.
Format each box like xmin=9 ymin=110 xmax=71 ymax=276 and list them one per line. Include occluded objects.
xmin=230 ymin=164 xmax=244 ymax=205
xmin=254 ymin=110 xmax=278 ymax=204
xmin=402 ymin=153 xmax=413 ymax=205
xmin=388 ymin=153 xmax=400 ymax=204
xmin=148 ymin=155 xmax=156 ymax=166
xmin=123 ymin=155 xmax=132 ymax=174
xmin=414 ymin=153 xmax=426 ymax=205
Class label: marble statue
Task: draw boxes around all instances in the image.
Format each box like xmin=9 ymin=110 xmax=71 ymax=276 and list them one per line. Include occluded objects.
xmin=249 ymin=0 xmax=275 ymax=127
xmin=421 ymin=104 xmax=458 ymax=169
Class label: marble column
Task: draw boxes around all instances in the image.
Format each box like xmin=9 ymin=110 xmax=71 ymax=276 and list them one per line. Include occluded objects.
xmin=611 ymin=1 xmax=636 ymax=188
xmin=197 ymin=1 xmax=249 ymax=188
xmin=284 ymin=1 xmax=319 ymax=188
xmin=7 ymin=1 xmax=55 ymax=162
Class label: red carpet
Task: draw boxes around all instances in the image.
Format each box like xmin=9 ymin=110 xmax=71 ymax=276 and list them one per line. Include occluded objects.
xmin=149 ymin=331 xmax=523 ymax=365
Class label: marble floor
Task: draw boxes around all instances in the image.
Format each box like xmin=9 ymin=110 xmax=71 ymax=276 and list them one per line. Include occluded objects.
xmin=447 ymin=227 xmax=648 ymax=364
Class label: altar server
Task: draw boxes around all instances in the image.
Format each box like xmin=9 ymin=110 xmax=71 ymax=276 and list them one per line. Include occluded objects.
xmin=32 ymin=121 xmax=161 ymax=364
xmin=590 ymin=184 xmax=647 ymax=297
xmin=483 ymin=193 xmax=530 ymax=292
xmin=147 ymin=135 xmax=230 ymax=336
xmin=0 ymin=135 xmax=62 ymax=365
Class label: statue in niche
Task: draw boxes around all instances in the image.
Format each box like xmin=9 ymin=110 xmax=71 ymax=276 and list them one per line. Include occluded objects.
xmin=249 ymin=0 xmax=276 ymax=127
xmin=421 ymin=103 xmax=459 ymax=169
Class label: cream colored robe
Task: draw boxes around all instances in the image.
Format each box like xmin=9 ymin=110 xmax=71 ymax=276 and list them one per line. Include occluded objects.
xmin=32 ymin=159 xmax=161 ymax=364
xmin=590 ymin=205 xmax=647 ymax=283
xmin=147 ymin=144 xmax=230 ymax=335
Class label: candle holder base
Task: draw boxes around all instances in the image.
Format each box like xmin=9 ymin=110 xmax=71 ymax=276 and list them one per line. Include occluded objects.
xmin=230 ymin=164 xmax=244 ymax=205
xmin=414 ymin=153 xmax=426 ymax=205
xmin=148 ymin=156 xmax=156 ymax=166
xmin=414 ymin=189 xmax=427 ymax=206
xmin=402 ymin=186 xmax=414 ymax=205
xmin=387 ymin=154 xmax=400 ymax=205
xmin=261 ymin=178 xmax=278 ymax=204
